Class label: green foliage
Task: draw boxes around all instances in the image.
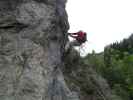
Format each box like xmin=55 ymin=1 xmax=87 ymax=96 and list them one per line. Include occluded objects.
xmin=84 ymin=51 xmax=105 ymax=74
xmin=84 ymin=34 xmax=133 ymax=100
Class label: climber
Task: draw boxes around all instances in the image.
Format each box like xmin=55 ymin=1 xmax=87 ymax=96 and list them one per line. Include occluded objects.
xmin=65 ymin=30 xmax=87 ymax=51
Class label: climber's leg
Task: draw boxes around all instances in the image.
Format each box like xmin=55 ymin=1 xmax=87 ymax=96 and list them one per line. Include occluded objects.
xmin=70 ymin=40 xmax=81 ymax=47
xmin=65 ymin=40 xmax=81 ymax=52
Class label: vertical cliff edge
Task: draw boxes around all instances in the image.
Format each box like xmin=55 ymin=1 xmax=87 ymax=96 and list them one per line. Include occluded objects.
xmin=0 ymin=0 xmax=121 ymax=100
xmin=0 ymin=0 xmax=72 ymax=100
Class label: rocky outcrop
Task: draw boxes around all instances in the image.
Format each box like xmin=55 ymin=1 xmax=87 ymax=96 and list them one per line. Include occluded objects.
xmin=0 ymin=0 xmax=75 ymax=100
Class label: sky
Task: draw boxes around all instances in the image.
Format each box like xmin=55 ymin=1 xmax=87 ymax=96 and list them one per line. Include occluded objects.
xmin=66 ymin=0 xmax=133 ymax=55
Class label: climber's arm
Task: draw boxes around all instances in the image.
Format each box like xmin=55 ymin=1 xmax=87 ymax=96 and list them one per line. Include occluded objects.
xmin=68 ymin=32 xmax=78 ymax=35
xmin=69 ymin=35 xmax=77 ymax=38
xmin=68 ymin=33 xmax=78 ymax=38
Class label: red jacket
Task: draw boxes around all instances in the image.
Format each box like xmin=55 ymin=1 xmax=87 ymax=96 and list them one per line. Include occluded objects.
xmin=70 ymin=31 xmax=86 ymax=41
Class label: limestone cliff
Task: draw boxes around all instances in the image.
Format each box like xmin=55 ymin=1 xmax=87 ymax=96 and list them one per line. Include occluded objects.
xmin=0 ymin=0 xmax=73 ymax=100
xmin=0 ymin=0 xmax=121 ymax=100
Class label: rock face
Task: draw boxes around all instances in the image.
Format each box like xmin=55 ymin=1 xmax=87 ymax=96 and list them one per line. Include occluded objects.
xmin=0 ymin=0 xmax=76 ymax=100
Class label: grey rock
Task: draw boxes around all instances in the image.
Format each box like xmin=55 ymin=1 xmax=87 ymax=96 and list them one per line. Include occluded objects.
xmin=0 ymin=0 xmax=78 ymax=100
xmin=16 ymin=1 xmax=54 ymax=26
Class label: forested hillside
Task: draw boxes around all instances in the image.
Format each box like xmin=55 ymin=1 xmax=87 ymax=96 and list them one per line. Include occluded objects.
xmin=84 ymin=34 xmax=133 ymax=100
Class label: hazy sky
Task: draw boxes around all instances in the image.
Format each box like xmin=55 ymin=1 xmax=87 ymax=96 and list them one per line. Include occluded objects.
xmin=66 ymin=0 xmax=133 ymax=54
